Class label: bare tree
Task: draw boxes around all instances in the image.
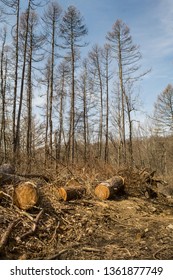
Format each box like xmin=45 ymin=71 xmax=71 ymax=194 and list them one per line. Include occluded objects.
xmin=1 ymin=0 xmax=21 ymax=161
xmin=153 ymin=84 xmax=173 ymax=135
xmin=60 ymin=5 xmax=88 ymax=163
xmin=42 ymin=1 xmax=62 ymax=162
xmin=44 ymin=58 xmax=51 ymax=165
xmin=12 ymin=0 xmax=20 ymax=161
xmin=102 ymin=44 xmax=112 ymax=163
xmin=107 ymin=19 xmax=143 ymax=164
xmin=77 ymin=58 xmax=91 ymax=162
xmin=14 ymin=0 xmax=31 ymax=160
xmin=18 ymin=9 xmax=44 ymax=170
xmin=0 ymin=27 xmax=8 ymax=161
xmin=89 ymin=44 xmax=104 ymax=159
xmin=55 ymin=60 xmax=69 ymax=161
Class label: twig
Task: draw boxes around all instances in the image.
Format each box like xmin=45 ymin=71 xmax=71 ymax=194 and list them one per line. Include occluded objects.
xmin=48 ymin=248 xmax=72 ymax=260
xmin=153 ymin=246 xmax=170 ymax=260
xmin=0 ymin=191 xmax=12 ymax=200
xmin=0 ymin=219 xmax=20 ymax=253
xmin=47 ymin=243 xmax=80 ymax=260
xmin=14 ymin=206 xmax=34 ymax=221
xmin=48 ymin=221 xmax=60 ymax=244
xmin=19 ymin=209 xmax=43 ymax=241
xmin=48 ymin=246 xmax=101 ymax=260
xmin=123 ymin=247 xmax=132 ymax=257
xmin=82 ymin=199 xmax=108 ymax=208
xmin=153 ymin=246 xmax=173 ymax=259
xmin=104 ymin=215 xmax=133 ymax=228
xmin=82 ymin=247 xmax=101 ymax=253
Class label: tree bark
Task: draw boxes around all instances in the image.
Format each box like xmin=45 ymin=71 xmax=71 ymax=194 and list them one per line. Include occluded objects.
xmin=94 ymin=176 xmax=125 ymax=200
xmin=0 ymin=172 xmax=25 ymax=186
xmin=0 ymin=28 xmax=7 ymax=161
xmin=58 ymin=186 xmax=86 ymax=201
xmin=12 ymin=0 xmax=20 ymax=162
xmin=14 ymin=0 xmax=31 ymax=156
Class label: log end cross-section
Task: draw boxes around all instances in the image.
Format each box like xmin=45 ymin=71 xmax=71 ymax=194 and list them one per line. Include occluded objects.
xmin=13 ymin=181 xmax=38 ymax=210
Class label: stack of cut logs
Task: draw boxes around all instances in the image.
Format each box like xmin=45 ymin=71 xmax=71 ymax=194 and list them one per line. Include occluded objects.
xmin=0 ymin=163 xmax=167 ymax=210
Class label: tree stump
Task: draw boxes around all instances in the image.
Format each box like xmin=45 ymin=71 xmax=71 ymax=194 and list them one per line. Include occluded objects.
xmin=94 ymin=176 xmax=125 ymax=200
xmin=58 ymin=186 xmax=86 ymax=201
xmin=13 ymin=181 xmax=38 ymax=210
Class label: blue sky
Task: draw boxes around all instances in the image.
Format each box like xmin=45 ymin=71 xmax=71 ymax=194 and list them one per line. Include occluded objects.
xmin=54 ymin=0 xmax=173 ymax=118
xmin=18 ymin=0 xmax=173 ymax=120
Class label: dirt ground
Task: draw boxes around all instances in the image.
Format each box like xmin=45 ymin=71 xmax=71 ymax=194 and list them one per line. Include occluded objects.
xmin=0 ymin=180 xmax=173 ymax=260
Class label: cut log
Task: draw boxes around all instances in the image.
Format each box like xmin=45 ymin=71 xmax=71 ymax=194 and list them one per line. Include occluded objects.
xmin=0 ymin=172 xmax=50 ymax=187
xmin=0 ymin=172 xmax=25 ymax=186
xmin=58 ymin=186 xmax=86 ymax=201
xmin=17 ymin=173 xmax=50 ymax=183
xmin=94 ymin=176 xmax=125 ymax=200
xmin=13 ymin=181 xmax=38 ymax=210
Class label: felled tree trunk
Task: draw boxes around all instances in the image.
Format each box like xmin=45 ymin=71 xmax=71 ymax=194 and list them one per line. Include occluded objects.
xmin=13 ymin=181 xmax=38 ymax=210
xmin=0 ymin=172 xmax=50 ymax=187
xmin=94 ymin=176 xmax=125 ymax=200
xmin=0 ymin=172 xmax=26 ymax=186
xmin=0 ymin=164 xmax=15 ymax=174
xmin=58 ymin=186 xmax=86 ymax=201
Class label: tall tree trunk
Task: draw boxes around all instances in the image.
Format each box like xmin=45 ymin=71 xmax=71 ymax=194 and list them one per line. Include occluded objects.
xmin=57 ymin=72 xmax=65 ymax=161
xmin=83 ymin=76 xmax=88 ymax=163
xmin=0 ymin=29 xmax=7 ymax=161
xmin=12 ymin=0 xmax=20 ymax=162
xmin=125 ymin=93 xmax=133 ymax=166
xmin=14 ymin=0 xmax=31 ymax=159
xmin=3 ymin=57 xmax=8 ymax=160
xmin=26 ymin=27 xmax=33 ymax=172
xmin=45 ymin=63 xmax=50 ymax=166
xmin=89 ymin=46 xmax=104 ymax=160
xmin=54 ymin=130 xmax=58 ymax=171
xmin=69 ymin=44 xmax=75 ymax=163
xmin=98 ymin=66 xmax=103 ymax=159
xmin=49 ymin=18 xmax=55 ymax=163
xmin=104 ymin=49 xmax=109 ymax=163
xmin=118 ymin=34 xmax=126 ymax=163
xmin=59 ymin=6 xmax=87 ymax=163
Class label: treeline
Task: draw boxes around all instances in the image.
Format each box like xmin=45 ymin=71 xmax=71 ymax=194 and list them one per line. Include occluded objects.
xmin=0 ymin=0 xmax=172 ymax=174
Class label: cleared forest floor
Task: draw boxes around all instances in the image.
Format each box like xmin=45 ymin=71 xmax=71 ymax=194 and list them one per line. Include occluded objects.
xmin=1 ymin=180 xmax=173 ymax=260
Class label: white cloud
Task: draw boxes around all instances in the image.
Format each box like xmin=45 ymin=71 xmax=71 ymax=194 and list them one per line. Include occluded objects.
xmin=158 ymin=0 xmax=173 ymax=32
xmin=129 ymin=0 xmax=173 ymax=62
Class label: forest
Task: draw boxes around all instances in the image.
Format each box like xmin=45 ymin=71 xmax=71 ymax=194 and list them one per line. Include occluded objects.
xmin=0 ymin=0 xmax=173 ymax=261
xmin=0 ymin=0 xmax=172 ymax=177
